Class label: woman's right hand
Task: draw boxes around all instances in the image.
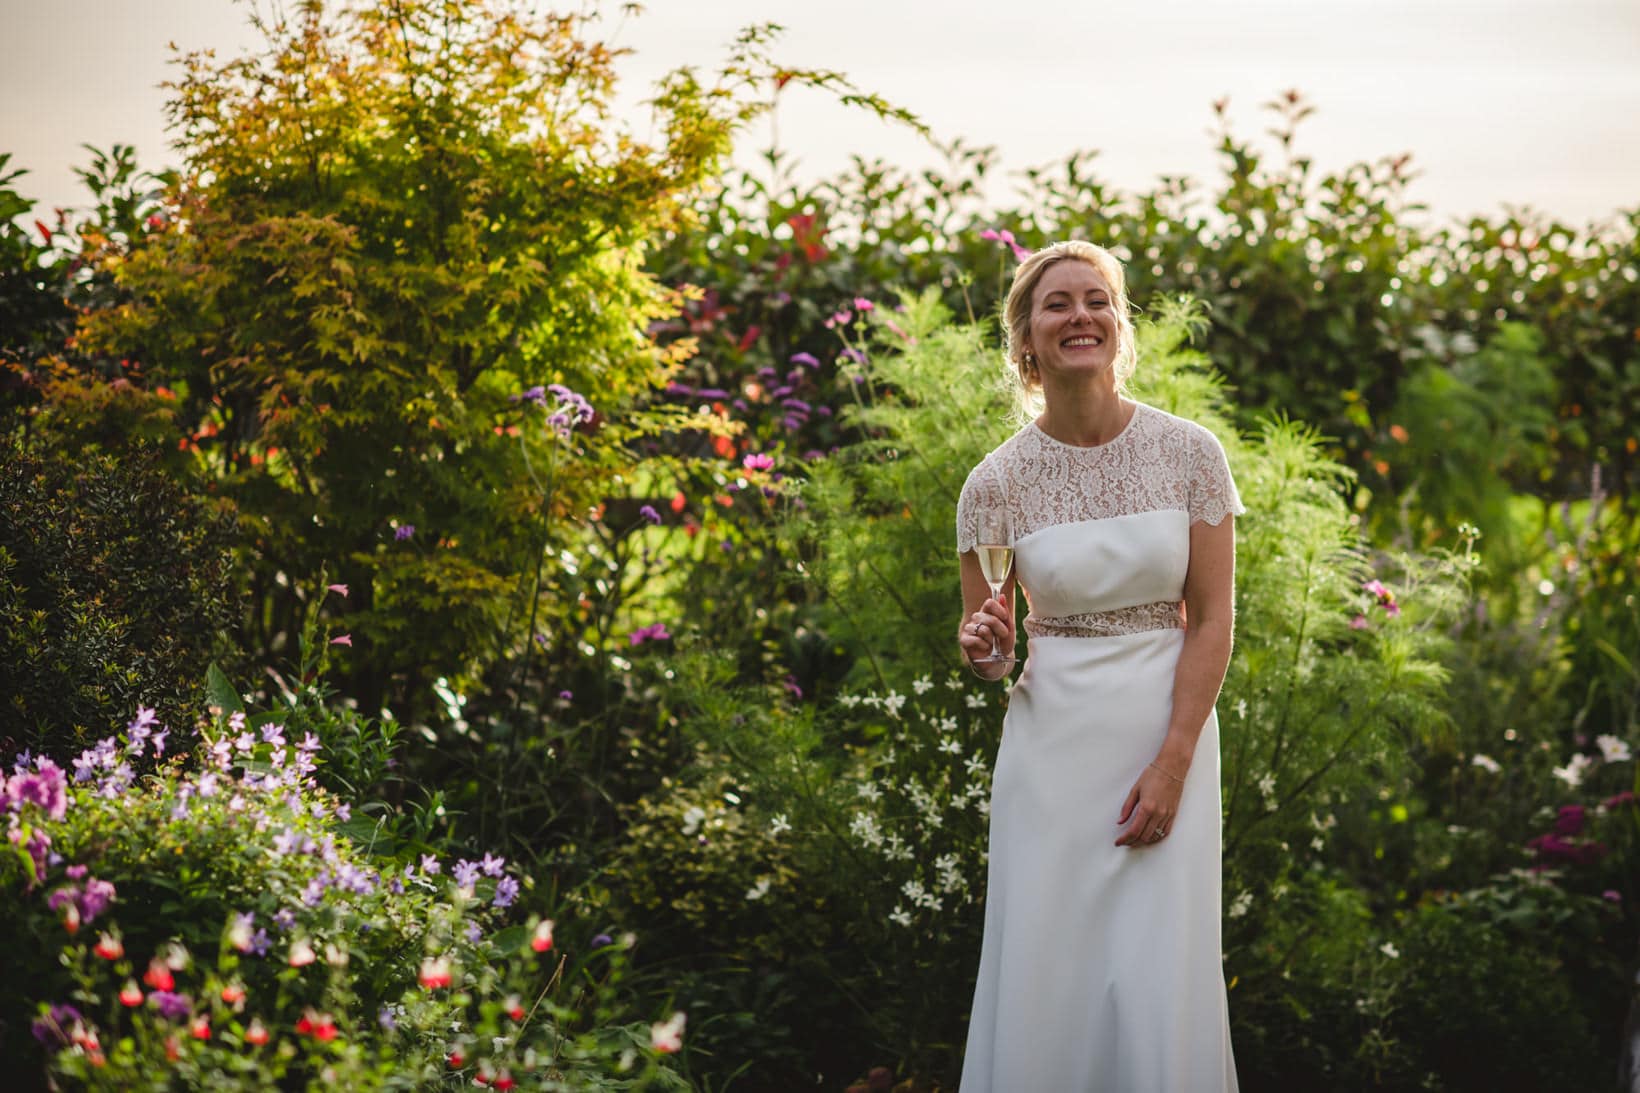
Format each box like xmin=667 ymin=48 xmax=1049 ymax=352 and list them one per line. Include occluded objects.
xmin=958 ymin=594 xmax=1015 ymax=678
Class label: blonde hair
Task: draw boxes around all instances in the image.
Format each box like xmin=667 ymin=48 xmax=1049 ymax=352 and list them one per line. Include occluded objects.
xmin=1002 ymin=240 xmax=1137 ymax=402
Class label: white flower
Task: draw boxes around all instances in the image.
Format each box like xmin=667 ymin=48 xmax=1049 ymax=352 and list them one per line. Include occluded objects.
xmin=1234 ymin=698 xmax=1248 ymax=720
xmin=964 ymin=693 xmax=986 ymax=709
xmin=837 ymin=694 xmax=862 ymax=709
xmin=680 ymin=806 xmax=706 ymax=836
xmin=882 ymin=690 xmax=906 ymax=717
xmin=964 ymin=755 xmax=988 ymax=777
xmin=938 ymin=739 xmax=963 ymax=756
xmin=650 ymin=1011 xmax=686 ymax=1054
xmin=745 ymin=877 xmax=771 ymax=901
xmin=912 ymin=676 xmax=934 ymax=695
xmin=1470 ymin=753 xmax=1501 ymax=774
xmin=1227 ymin=890 xmax=1253 ymax=919
xmin=848 ymin=812 xmax=884 ymax=849
xmin=856 ymin=782 xmax=882 ymax=802
xmin=768 ymin=813 xmax=791 ymax=837
xmin=945 ymin=675 xmax=965 ymax=691
xmin=937 ymin=715 xmax=958 ymax=734
xmin=1379 ymin=942 xmax=1400 ymax=959
xmin=1552 ymin=753 xmax=1593 ymax=788
xmin=1596 ymin=735 xmax=1632 ymax=763
xmin=889 ymin=906 xmax=913 ymax=927
xmin=1310 ymin=836 xmax=1325 ymax=852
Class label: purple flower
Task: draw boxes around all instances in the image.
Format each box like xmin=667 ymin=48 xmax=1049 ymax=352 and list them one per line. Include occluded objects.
xmin=665 ymin=381 xmax=696 ymax=397
xmin=629 ymin=623 xmax=672 ymax=647
xmin=697 ymin=388 xmax=730 ymax=400
xmin=378 ymin=1006 xmax=399 ymax=1031
xmin=591 ymin=933 xmax=614 ymax=948
xmin=781 ymin=398 xmax=812 ymax=413
xmin=465 ymin=921 xmax=483 ymax=943
xmin=79 ymin=878 xmax=116 ymax=922
xmin=513 ymin=385 xmax=548 ymax=407
xmin=148 ymin=991 xmax=192 ymax=1021
xmin=249 ymin=928 xmax=272 ymax=956
xmin=151 ymin=729 xmax=169 ymax=756
xmin=840 ymin=347 xmax=866 ymax=364
xmin=394 ymin=524 xmax=416 ymax=541
xmin=1553 ymin=805 xmax=1586 ymax=837
xmin=1603 ymin=889 xmax=1623 ymax=902
xmin=545 ymin=384 xmax=595 ymax=436
xmin=638 ymin=504 xmax=661 ymax=525
xmin=420 ymin=854 xmax=442 ymax=875
xmin=7 ymin=759 xmax=68 ymax=821
xmin=493 ymin=876 xmax=520 ymax=908
xmin=558 ymin=690 xmax=573 ymax=701
xmin=480 ymin=853 xmax=506 ymax=878
xmin=66 ymin=864 xmax=87 ymax=880
xmin=743 ymin=453 xmax=775 ymax=472
xmin=453 ymin=859 xmax=481 ymax=889
xmin=31 ymin=1003 xmax=83 ymax=1047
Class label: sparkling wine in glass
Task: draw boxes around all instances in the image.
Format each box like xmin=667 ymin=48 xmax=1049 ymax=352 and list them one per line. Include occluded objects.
xmin=972 ymin=475 xmax=1015 ymax=665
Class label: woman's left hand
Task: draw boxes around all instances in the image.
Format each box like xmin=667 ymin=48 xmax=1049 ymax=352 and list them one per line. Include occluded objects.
xmin=1114 ymin=761 xmax=1185 ymax=848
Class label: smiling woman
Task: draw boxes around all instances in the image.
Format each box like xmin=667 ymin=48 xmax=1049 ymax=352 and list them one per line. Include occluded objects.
xmin=955 ymin=240 xmax=1242 ymax=1091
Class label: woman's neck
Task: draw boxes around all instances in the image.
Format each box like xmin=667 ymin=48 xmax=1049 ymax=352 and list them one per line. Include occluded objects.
xmin=1036 ymin=378 xmax=1132 ymax=447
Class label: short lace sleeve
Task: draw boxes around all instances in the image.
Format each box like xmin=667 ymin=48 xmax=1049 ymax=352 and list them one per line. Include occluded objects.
xmin=955 ymin=461 xmax=986 ymax=554
xmin=1187 ymin=424 xmax=1245 ymax=527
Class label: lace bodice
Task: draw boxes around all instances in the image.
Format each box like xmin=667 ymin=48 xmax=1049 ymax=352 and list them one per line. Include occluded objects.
xmin=956 ymin=403 xmax=1243 ymax=638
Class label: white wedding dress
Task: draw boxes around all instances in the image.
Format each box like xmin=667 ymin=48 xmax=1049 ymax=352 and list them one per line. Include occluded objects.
xmin=956 ymin=402 xmax=1242 ymax=1093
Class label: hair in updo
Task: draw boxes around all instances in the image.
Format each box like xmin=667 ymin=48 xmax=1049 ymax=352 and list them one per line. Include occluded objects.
xmin=1002 ymin=240 xmax=1137 ymax=402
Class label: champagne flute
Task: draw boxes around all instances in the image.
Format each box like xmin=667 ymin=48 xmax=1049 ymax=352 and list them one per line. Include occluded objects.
xmin=972 ymin=474 xmax=1015 ymax=665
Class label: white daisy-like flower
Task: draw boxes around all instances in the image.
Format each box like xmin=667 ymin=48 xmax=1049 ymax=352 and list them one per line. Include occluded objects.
xmin=1379 ymin=942 xmax=1400 ymax=959
xmin=1552 ymin=753 xmax=1593 ymax=788
xmin=964 ymin=693 xmax=986 ymax=709
xmin=1596 ymin=735 xmax=1632 ymax=763
xmin=912 ymin=676 xmax=934 ymax=695
xmin=889 ymin=906 xmax=913 ymax=927
xmin=768 ymin=813 xmax=792 ymax=837
xmin=1470 ymin=753 xmax=1501 ymax=774
xmin=745 ymin=877 xmax=771 ymax=901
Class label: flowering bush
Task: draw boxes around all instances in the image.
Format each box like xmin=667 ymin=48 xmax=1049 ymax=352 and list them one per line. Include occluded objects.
xmin=1 ymin=697 xmax=691 ymax=1090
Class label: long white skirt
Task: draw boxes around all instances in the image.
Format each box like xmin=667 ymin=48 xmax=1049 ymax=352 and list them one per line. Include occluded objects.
xmin=959 ymin=630 xmax=1238 ymax=1092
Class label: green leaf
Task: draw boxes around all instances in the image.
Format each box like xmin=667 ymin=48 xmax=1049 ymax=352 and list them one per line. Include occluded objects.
xmin=206 ymin=662 xmax=243 ymax=715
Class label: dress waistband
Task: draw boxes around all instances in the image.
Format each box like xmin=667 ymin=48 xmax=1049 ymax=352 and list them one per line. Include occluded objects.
xmin=1023 ymin=601 xmax=1184 ymax=639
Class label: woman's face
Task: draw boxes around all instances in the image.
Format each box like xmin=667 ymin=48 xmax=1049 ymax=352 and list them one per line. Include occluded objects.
xmin=1028 ymin=259 xmax=1119 ymax=383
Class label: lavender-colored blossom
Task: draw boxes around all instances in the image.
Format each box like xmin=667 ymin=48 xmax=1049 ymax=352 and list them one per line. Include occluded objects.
xmin=492 ymin=876 xmax=520 ymax=908
xmin=591 ymin=933 xmax=614 ymax=948
xmin=545 ymin=384 xmax=594 ymax=437
xmin=697 ymin=387 xmax=730 ymax=399
xmin=781 ymin=398 xmax=812 ymax=413
xmin=395 ymin=524 xmax=416 ymax=541
xmin=638 ymin=504 xmax=661 ymax=525
xmin=297 ymin=732 xmax=321 ymax=753
xmin=47 ymin=886 xmax=78 ymax=913
xmin=249 ymin=928 xmax=272 ymax=956
xmin=273 ymin=908 xmax=297 ymax=931
xmin=197 ymin=772 xmax=219 ymax=798
xmin=11 ymin=749 xmax=34 ymax=773
xmin=148 ymin=991 xmax=192 ymax=1020
xmin=452 ymin=859 xmax=481 ymax=889
xmin=512 ymin=385 xmax=548 ymax=407
xmin=260 ymin=724 xmax=286 ymax=747
xmin=840 ymin=347 xmax=867 ymax=364
xmin=558 ymin=690 xmax=574 ymax=701
xmin=151 ymin=729 xmax=169 ymax=756
xmin=420 ymin=854 xmax=442 ymax=876
xmin=378 ymin=1006 xmax=399 ymax=1031
xmin=790 ymin=352 xmax=820 ymax=368
xmin=665 ymin=381 xmax=696 ymax=397
xmin=465 ymin=921 xmax=483 ymax=943
xmin=300 ymin=875 xmax=328 ymax=907
xmin=480 ymin=853 xmax=506 ymax=878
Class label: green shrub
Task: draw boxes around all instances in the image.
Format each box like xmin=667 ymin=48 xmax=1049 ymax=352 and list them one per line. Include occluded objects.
xmin=0 ymin=432 xmax=240 ymax=760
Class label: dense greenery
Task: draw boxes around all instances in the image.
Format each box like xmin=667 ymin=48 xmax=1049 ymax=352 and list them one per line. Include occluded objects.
xmin=2 ymin=2 xmax=1637 ymax=1089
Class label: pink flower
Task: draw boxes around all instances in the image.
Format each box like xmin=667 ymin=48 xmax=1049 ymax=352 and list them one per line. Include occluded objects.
xmin=852 ymin=297 xmax=875 ymax=312
xmin=330 ymin=634 xmax=352 ymax=646
xmin=629 ymin=623 xmax=671 ymax=647
xmin=1349 ymin=614 xmax=1369 ymax=630
xmin=1383 ymin=601 xmax=1402 ymax=618
xmin=1603 ymin=890 xmax=1622 ymax=902
xmin=1362 ymin=579 xmax=1389 ymax=600
xmin=743 ymin=453 xmax=775 ymax=472
xmin=326 ymin=583 xmax=348 ymax=596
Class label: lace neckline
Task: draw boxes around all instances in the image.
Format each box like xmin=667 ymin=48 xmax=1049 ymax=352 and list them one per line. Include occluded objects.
xmin=1027 ymin=401 xmax=1146 ymax=452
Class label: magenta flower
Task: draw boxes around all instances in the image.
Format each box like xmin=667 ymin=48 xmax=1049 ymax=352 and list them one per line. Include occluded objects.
xmin=1349 ymin=614 xmax=1369 ymax=630
xmin=6 ymin=759 xmax=68 ymax=820
xmin=558 ymin=689 xmax=573 ymax=701
xmin=1604 ymin=890 xmax=1622 ymax=902
xmin=394 ymin=525 xmax=415 ymax=541
xmin=327 ymin=583 xmax=349 ymax=596
xmin=743 ymin=453 xmax=775 ymax=472
xmin=629 ymin=623 xmax=672 ymax=647
xmin=1383 ymin=601 xmax=1402 ymax=619
xmin=1553 ymin=804 xmax=1586 ymax=837
xmin=852 ymin=297 xmax=875 ymax=312
xmin=979 ymin=227 xmax=1031 ymax=261
xmin=790 ymin=352 xmax=820 ymax=368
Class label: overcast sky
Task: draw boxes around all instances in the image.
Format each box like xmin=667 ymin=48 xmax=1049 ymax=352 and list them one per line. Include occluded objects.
xmin=3 ymin=0 xmax=1638 ymax=230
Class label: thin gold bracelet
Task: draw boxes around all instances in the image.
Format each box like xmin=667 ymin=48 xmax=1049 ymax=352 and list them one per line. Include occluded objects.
xmin=1148 ymin=761 xmax=1185 ymax=784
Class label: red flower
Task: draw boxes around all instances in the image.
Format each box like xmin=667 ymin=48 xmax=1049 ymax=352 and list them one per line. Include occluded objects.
xmin=244 ymin=1018 xmax=269 ymax=1046
xmin=165 ymin=1035 xmax=181 ymax=1061
xmin=494 ymin=1072 xmax=516 ymax=1091
xmin=530 ymin=919 xmax=555 ymax=953
xmin=505 ymin=995 xmax=525 ymax=1021
xmin=221 ymin=983 xmax=246 ymax=1005
xmin=119 ymin=981 xmax=143 ymax=1007
xmin=418 ymin=956 xmax=452 ymax=989
xmin=448 ymin=1047 xmax=465 ymax=1068
xmin=95 ymin=933 xmax=124 ymax=960
xmin=736 ymin=325 xmax=763 ymax=352
xmin=143 ymin=960 xmax=175 ymax=992
xmin=190 ymin=1015 xmax=211 ymax=1041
